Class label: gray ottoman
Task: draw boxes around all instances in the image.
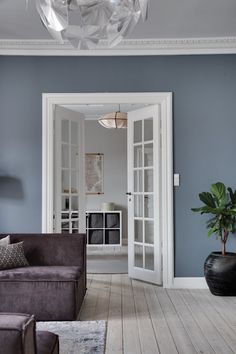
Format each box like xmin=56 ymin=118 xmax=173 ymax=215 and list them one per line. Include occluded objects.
xmin=0 ymin=313 xmax=59 ymax=354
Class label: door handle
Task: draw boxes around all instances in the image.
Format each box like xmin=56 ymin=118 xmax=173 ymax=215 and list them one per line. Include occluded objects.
xmin=126 ymin=192 xmax=132 ymax=195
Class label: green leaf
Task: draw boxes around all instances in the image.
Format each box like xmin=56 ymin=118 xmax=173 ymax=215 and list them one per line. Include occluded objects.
xmin=192 ymin=206 xmax=214 ymax=214
xmin=207 ymin=215 xmax=218 ymax=223
xmin=191 ymin=207 xmax=204 ymax=212
xmin=192 ymin=206 xmax=224 ymax=215
xmin=207 ymin=218 xmax=218 ymax=228
xmin=208 ymin=228 xmax=216 ymax=237
xmin=228 ymin=188 xmax=236 ymax=204
xmin=199 ymin=192 xmax=216 ymax=207
xmin=201 ymin=206 xmax=220 ymax=214
xmin=210 ymin=182 xmax=226 ymax=202
xmin=219 ymin=194 xmax=229 ymax=207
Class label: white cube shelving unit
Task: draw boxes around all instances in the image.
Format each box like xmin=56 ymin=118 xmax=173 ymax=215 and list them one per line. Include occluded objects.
xmin=86 ymin=210 xmax=122 ymax=247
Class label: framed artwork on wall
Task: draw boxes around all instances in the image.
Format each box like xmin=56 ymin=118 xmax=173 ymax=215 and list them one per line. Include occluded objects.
xmin=85 ymin=153 xmax=104 ymax=194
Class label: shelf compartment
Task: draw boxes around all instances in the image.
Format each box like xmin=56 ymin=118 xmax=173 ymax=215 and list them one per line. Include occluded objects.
xmin=88 ymin=213 xmax=103 ymax=228
xmin=105 ymin=230 xmax=120 ymax=245
xmin=105 ymin=213 xmax=120 ymax=228
xmin=89 ymin=230 xmax=103 ymax=245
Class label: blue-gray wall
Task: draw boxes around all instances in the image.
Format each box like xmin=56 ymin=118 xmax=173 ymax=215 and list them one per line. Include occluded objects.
xmin=0 ymin=55 xmax=236 ymax=277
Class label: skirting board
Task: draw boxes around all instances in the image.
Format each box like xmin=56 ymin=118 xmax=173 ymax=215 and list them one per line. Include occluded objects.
xmin=173 ymin=277 xmax=208 ymax=289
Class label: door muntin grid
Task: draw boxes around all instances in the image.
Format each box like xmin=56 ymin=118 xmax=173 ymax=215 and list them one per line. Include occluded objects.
xmin=61 ymin=119 xmax=80 ymax=234
xmin=133 ymin=118 xmax=154 ymax=271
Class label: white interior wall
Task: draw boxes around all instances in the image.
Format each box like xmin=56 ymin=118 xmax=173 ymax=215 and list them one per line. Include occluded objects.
xmin=85 ymin=120 xmax=128 ymax=241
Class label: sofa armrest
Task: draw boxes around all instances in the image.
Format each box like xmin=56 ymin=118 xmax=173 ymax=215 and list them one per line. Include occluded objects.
xmin=0 ymin=313 xmax=36 ymax=354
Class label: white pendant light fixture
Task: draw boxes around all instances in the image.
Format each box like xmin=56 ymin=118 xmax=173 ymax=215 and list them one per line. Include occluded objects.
xmin=35 ymin=0 xmax=149 ymax=49
xmin=98 ymin=105 xmax=127 ymax=129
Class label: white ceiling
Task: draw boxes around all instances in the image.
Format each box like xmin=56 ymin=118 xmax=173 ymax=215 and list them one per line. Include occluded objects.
xmin=0 ymin=0 xmax=236 ymax=40
xmin=61 ymin=103 xmax=148 ymax=120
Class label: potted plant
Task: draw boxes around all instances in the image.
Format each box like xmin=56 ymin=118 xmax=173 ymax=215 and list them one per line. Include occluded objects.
xmin=192 ymin=182 xmax=236 ymax=295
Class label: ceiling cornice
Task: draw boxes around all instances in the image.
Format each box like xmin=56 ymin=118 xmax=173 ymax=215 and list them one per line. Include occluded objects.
xmin=0 ymin=37 xmax=236 ymax=56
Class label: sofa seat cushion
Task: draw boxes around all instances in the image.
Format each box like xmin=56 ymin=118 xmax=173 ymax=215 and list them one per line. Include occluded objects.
xmin=0 ymin=266 xmax=82 ymax=282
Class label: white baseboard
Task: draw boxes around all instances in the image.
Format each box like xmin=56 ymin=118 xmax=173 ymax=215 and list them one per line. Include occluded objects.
xmin=173 ymin=277 xmax=208 ymax=289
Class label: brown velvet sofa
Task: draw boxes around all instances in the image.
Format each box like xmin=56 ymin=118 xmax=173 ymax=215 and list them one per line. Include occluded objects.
xmin=0 ymin=234 xmax=86 ymax=321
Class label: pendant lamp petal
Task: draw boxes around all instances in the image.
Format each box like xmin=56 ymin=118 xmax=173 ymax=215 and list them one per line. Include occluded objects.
xmin=36 ymin=0 xmax=149 ymax=49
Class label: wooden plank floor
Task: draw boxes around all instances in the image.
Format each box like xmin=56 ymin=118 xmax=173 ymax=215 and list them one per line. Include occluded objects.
xmin=79 ymin=274 xmax=236 ymax=354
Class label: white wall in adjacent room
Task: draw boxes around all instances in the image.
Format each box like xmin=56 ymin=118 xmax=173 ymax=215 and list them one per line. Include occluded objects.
xmin=85 ymin=120 xmax=128 ymax=240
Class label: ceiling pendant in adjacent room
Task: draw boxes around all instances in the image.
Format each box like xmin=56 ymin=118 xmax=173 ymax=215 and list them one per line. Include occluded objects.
xmin=98 ymin=106 xmax=127 ymax=129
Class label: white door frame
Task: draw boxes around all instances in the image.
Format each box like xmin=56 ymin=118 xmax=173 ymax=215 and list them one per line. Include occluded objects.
xmin=42 ymin=92 xmax=174 ymax=288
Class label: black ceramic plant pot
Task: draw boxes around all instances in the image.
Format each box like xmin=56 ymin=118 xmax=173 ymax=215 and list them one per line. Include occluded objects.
xmin=204 ymin=252 xmax=236 ymax=296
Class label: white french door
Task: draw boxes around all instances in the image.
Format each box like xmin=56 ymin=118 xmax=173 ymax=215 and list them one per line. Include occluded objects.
xmin=128 ymin=105 xmax=162 ymax=285
xmin=54 ymin=106 xmax=86 ymax=234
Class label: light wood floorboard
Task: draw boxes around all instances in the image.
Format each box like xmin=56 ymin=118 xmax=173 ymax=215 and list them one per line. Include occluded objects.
xmin=121 ymin=275 xmax=142 ymax=354
xmin=106 ymin=274 xmax=123 ymax=354
xmin=79 ymin=275 xmax=236 ymax=354
xmin=167 ymin=289 xmax=214 ymax=354
xmin=132 ymin=280 xmax=160 ymax=354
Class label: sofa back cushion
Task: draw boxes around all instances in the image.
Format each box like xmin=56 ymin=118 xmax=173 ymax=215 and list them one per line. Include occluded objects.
xmin=0 ymin=234 xmax=86 ymax=267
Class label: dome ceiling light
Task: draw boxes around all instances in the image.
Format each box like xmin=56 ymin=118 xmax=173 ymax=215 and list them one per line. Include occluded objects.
xmin=98 ymin=105 xmax=127 ymax=129
xmin=35 ymin=0 xmax=149 ymax=49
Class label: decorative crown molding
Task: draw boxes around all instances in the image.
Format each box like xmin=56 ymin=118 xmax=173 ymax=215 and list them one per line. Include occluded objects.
xmin=0 ymin=37 xmax=236 ymax=56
